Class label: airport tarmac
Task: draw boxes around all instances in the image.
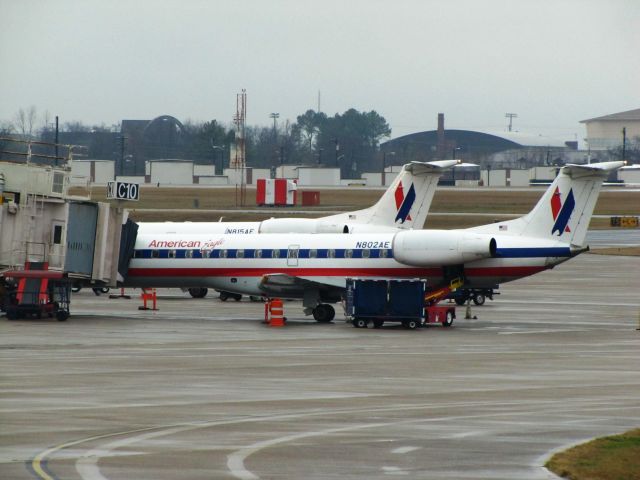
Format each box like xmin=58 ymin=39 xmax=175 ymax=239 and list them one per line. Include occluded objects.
xmin=1 ymin=253 xmax=639 ymax=479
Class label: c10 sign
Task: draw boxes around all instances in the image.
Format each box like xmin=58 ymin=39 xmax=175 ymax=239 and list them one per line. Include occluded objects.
xmin=107 ymin=181 xmax=139 ymax=201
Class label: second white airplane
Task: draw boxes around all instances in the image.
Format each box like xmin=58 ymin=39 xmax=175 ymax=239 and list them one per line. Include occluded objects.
xmin=138 ymin=160 xmax=458 ymax=235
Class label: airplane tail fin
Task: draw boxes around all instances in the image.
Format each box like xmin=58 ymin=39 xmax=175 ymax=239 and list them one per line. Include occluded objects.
xmin=470 ymin=161 xmax=624 ymax=246
xmin=332 ymin=160 xmax=457 ymax=230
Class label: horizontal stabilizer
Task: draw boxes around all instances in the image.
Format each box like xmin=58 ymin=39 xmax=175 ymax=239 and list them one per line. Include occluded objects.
xmin=405 ymin=159 xmax=459 ymax=175
xmin=562 ymin=161 xmax=625 ymax=178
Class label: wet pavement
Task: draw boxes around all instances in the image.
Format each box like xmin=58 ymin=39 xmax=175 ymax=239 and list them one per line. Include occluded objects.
xmin=1 ymin=253 xmax=639 ymax=479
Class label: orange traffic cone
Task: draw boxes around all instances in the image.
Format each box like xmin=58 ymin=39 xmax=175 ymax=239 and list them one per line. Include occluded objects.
xmin=269 ymin=298 xmax=285 ymax=327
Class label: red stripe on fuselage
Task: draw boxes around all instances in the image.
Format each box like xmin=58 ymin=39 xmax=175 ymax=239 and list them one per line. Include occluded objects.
xmin=127 ymin=265 xmax=548 ymax=278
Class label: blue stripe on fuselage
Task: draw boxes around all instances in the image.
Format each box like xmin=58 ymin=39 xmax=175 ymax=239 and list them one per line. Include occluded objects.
xmin=494 ymin=247 xmax=571 ymax=258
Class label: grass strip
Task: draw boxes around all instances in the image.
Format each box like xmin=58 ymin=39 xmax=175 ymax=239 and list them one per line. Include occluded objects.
xmin=545 ymin=429 xmax=640 ymax=480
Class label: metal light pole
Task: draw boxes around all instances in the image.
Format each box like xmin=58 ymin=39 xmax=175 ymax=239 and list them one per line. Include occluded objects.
xmin=211 ymin=143 xmax=224 ymax=175
xmin=269 ymin=113 xmax=279 ymax=138
xmin=334 ymin=138 xmax=340 ymax=166
xmin=452 ymin=147 xmax=461 ymax=184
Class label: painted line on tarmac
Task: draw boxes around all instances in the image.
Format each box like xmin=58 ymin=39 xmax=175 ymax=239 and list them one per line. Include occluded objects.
xmin=227 ymin=421 xmax=391 ymax=480
xmin=391 ymin=446 xmax=420 ymax=454
xmin=225 ymin=409 xmax=568 ymax=480
xmin=32 ymin=396 xmax=635 ymax=480
xmin=498 ymin=328 xmax=587 ymax=335
xmin=30 ymin=426 xmax=171 ymax=480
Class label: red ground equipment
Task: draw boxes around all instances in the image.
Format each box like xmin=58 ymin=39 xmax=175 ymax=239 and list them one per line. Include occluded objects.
xmin=1 ymin=262 xmax=71 ymax=321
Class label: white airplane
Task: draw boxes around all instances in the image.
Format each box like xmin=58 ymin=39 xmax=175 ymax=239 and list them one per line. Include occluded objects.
xmin=125 ymin=161 xmax=623 ymax=322
xmin=138 ymin=160 xmax=458 ymax=235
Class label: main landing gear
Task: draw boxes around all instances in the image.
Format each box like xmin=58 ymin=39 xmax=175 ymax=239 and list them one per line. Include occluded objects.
xmin=312 ymin=304 xmax=335 ymax=323
xmin=188 ymin=287 xmax=208 ymax=298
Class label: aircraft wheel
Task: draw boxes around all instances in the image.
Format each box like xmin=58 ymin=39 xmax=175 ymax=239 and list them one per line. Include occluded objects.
xmin=56 ymin=311 xmax=69 ymax=322
xmin=219 ymin=291 xmax=229 ymax=301
xmin=352 ymin=318 xmax=368 ymax=328
xmin=71 ymin=286 xmax=82 ymax=293
xmin=442 ymin=311 xmax=454 ymax=327
xmin=233 ymin=293 xmax=242 ymax=302
xmin=472 ymin=294 xmax=486 ymax=306
xmin=188 ymin=287 xmax=208 ymax=298
xmin=313 ymin=304 xmax=335 ymax=323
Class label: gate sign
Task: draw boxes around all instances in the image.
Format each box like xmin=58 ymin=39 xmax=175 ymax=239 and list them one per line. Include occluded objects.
xmin=107 ymin=181 xmax=139 ymax=201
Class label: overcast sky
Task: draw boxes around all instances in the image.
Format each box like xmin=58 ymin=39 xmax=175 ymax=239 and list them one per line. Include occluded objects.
xmin=1 ymin=0 xmax=638 ymax=142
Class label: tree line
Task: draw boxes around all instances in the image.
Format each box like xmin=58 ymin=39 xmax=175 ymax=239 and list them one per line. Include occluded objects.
xmin=0 ymin=107 xmax=392 ymax=177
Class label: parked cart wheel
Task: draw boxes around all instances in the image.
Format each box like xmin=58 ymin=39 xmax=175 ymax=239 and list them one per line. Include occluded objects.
xmin=442 ymin=311 xmax=454 ymax=327
xmin=56 ymin=310 xmax=69 ymax=322
xmin=219 ymin=291 xmax=229 ymax=301
xmin=402 ymin=319 xmax=419 ymax=330
xmin=372 ymin=319 xmax=384 ymax=329
xmin=455 ymin=297 xmax=466 ymax=306
xmin=353 ymin=318 xmax=368 ymax=328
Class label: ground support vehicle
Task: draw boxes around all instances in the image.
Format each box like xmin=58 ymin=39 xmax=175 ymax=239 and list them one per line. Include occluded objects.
xmin=71 ymin=286 xmax=110 ymax=295
xmin=346 ymin=278 xmax=459 ymax=330
xmin=345 ymin=279 xmax=425 ymax=329
xmin=448 ymin=286 xmax=499 ymax=306
xmin=217 ymin=290 xmax=243 ymax=301
xmin=1 ymin=268 xmax=71 ymax=321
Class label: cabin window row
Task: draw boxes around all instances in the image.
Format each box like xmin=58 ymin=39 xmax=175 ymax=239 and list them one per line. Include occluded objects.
xmin=134 ymin=248 xmax=392 ymax=260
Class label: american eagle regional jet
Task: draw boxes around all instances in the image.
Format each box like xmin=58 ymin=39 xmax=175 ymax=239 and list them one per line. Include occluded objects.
xmin=126 ymin=161 xmax=623 ymax=322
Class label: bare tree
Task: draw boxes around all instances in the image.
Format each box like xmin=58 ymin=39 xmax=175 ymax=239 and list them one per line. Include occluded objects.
xmin=40 ymin=110 xmax=52 ymax=135
xmin=13 ymin=106 xmax=38 ymax=139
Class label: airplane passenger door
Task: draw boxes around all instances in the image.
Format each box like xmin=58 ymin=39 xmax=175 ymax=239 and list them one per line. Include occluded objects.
xmin=287 ymin=245 xmax=300 ymax=267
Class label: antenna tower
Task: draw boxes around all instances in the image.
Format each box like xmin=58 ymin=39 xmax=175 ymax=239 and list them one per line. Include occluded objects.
xmin=233 ymin=89 xmax=247 ymax=206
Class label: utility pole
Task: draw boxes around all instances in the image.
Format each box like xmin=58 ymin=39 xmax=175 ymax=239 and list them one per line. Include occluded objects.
xmin=118 ymin=135 xmax=127 ymax=176
xmin=505 ymin=113 xmax=518 ymax=132
xmin=54 ymin=116 xmax=59 ymax=166
xmin=622 ymin=127 xmax=627 ymax=162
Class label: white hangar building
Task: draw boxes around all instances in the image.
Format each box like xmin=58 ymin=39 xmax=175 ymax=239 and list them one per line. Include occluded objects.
xmin=581 ymin=108 xmax=640 ymax=151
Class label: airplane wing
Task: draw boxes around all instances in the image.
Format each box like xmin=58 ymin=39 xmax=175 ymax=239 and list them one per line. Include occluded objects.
xmin=260 ymin=273 xmax=345 ymax=289
xmin=259 ymin=273 xmax=345 ymax=297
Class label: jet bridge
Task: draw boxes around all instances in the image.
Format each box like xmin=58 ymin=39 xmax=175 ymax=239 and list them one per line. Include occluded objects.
xmin=0 ymin=159 xmax=135 ymax=319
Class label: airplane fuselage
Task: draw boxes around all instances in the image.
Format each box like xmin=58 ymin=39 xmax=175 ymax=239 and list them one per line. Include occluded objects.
xmin=125 ymin=231 xmax=569 ymax=296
